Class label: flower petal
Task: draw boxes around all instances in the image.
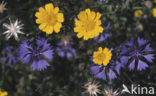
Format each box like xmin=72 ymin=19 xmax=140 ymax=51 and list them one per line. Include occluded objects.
xmin=137 ymin=59 xmax=148 ymax=71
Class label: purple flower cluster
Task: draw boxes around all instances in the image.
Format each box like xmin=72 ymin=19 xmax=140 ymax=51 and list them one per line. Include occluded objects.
xmin=56 ymin=40 xmax=76 ymax=59
xmin=120 ymin=37 xmax=155 ymax=71
xmin=18 ymin=37 xmax=53 ymax=71
xmin=0 ymin=46 xmax=17 ymax=66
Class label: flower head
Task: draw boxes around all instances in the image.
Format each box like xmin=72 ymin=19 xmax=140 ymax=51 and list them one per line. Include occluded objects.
xmin=84 ymin=81 xmax=101 ymax=96
xmin=134 ymin=10 xmax=143 ymax=18
xmin=152 ymin=8 xmax=156 ymax=17
xmin=0 ymin=46 xmax=17 ymax=66
xmin=18 ymin=37 xmax=53 ymax=71
xmin=74 ymin=8 xmax=103 ymax=40
xmin=105 ymin=88 xmax=119 ymax=96
xmin=56 ymin=36 xmax=76 ymax=59
xmin=0 ymin=88 xmax=8 ymax=96
xmin=94 ymin=22 xmax=110 ymax=43
xmin=0 ymin=1 xmax=7 ymax=13
xmin=35 ymin=3 xmax=64 ymax=34
xmin=120 ymin=37 xmax=155 ymax=71
xmin=3 ymin=19 xmax=24 ymax=41
xmin=90 ymin=47 xmax=122 ymax=81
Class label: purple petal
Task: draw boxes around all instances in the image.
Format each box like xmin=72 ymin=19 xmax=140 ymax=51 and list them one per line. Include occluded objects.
xmin=120 ymin=56 xmax=131 ymax=65
xmin=144 ymin=54 xmax=155 ymax=63
xmin=115 ymin=61 xmax=122 ymax=74
xmin=42 ymin=49 xmax=53 ymax=60
xmin=58 ymin=51 xmax=65 ymax=58
xmin=66 ymin=52 xmax=72 ymax=59
xmin=109 ymin=69 xmax=117 ymax=81
xmin=137 ymin=60 xmax=148 ymax=71
xmin=129 ymin=59 xmax=135 ymax=71
xmin=31 ymin=60 xmax=50 ymax=71
xmin=137 ymin=37 xmax=147 ymax=47
xmin=21 ymin=54 xmax=31 ymax=64
xmin=126 ymin=38 xmax=134 ymax=47
xmin=143 ymin=44 xmax=154 ymax=52
xmin=90 ymin=66 xmax=100 ymax=75
xmin=120 ymin=45 xmax=129 ymax=54
xmin=95 ymin=69 xmax=106 ymax=80
xmin=0 ymin=57 xmax=7 ymax=62
xmin=6 ymin=58 xmax=12 ymax=66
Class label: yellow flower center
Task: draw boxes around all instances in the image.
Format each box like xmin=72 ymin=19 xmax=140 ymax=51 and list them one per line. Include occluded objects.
xmin=84 ymin=20 xmax=95 ymax=31
xmin=93 ymin=47 xmax=112 ymax=66
xmin=46 ymin=13 xmax=57 ymax=25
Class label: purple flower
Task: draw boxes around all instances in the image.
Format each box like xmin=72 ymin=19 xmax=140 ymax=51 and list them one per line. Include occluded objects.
xmin=56 ymin=40 xmax=76 ymax=59
xmin=120 ymin=37 xmax=155 ymax=71
xmin=18 ymin=37 xmax=53 ymax=71
xmin=90 ymin=50 xmax=122 ymax=81
xmin=0 ymin=46 xmax=17 ymax=66
xmin=94 ymin=22 xmax=111 ymax=43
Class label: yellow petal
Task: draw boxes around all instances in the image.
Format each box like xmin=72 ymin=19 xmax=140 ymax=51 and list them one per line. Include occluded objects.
xmin=57 ymin=13 xmax=64 ymax=22
xmin=54 ymin=7 xmax=59 ymax=14
xmin=45 ymin=3 xmax=54 ymax=12
xmin=46 ymin=26 xmax=54 ymax=34
xmin=94 ymin=12 xmax=101 ymax=21
xmin=77 ymin=33 xmax=83 ymax=38
xmin=78 ymin=11 xmax=87 ymax=21
xmin=54 ymin=23 xmax=62 ymax=33
xmin=39 ymin=23 xmax=47 ymax=30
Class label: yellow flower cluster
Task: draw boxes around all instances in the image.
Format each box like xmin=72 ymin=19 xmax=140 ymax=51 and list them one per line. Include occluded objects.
xmin=74 ymin=9 xmax=104 ymax=40
xmin=134 ymin=10 xmax=143 ymax=18
xmin=35 ymin=3 xmax=64 ymax=34
xmin=0 ymin=88 xmax=8 ymax=96
xmin=93 ymin=47 xmax=112 ymax=66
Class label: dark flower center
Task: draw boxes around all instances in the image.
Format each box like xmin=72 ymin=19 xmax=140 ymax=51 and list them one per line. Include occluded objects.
xmin=32 ymin=49 xmax=41 ymax=58
xmin=131 ymin=49 xmax=142 ymax=58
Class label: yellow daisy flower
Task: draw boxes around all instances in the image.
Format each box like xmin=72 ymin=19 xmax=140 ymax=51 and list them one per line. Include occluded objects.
xmin=152 ymin=8 xmax=156 ymax=17
xmin=93 ymin=47 xmax=112 ymax=66
xmin=0 ymin=88 xmax=8 ymax=96
xmin=35 ymin=3 xmax=64 ymax=34
xmin=134 ymin=10 xmax=143 ymax=18
xmin=74 ymin=8 xmax=104 ymax=40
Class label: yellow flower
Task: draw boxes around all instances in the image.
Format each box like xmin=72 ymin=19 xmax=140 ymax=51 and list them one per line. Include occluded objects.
xmin=93 ymin=47 xmax=112 ymax=66
xmin=152 ymin=8 xmax=156 ymax=17
xmin=134 ymin=10 xmax=143 ymax=18
xmin=0 ymin=88 xmax=8 ymax=96
xmin=74 ymin=8 xmax=104 ymax=40
xmin=35 ymin=3 xmax=64 ymax=34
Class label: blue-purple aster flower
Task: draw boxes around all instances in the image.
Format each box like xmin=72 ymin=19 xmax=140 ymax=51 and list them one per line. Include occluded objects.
xmin=56 ymin=39 xmax=76 ymax=59
xmin=120 ymin=37 xmax=155 ymax=71
xmin=90 ymin=49 xmax=122 ymax=81
xmin=94 ymin=22 xmax=110 ymax=43
xmin=18 ymin=37 xmax=53 ymax=71
xmin=0 ymin=46 xmax=17 ymax=66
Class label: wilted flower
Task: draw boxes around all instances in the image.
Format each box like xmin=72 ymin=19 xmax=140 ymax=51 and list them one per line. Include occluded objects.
xmin=120 ymin=37 xmax=155 ymax=71
xmin=84 ymin=81 xmax=101 ymax=96
xmin=56 ymin=36 xmax=76 ymax=59
xmin=0 ymin=46 xmax=17 ymax=66
xmin=94 ymin=22 xmax=110 ymax=43
xmin=90 ymin=47 xmax=122 ymax=81
xmin=0 ymin=88 xmax=8 ymax=96
xmin=105 ymin=88 xmax=119 ymax=96
xmin=134 ymin=10 xmax=143 ymax=18
xmin=3 ymin=19 xmax=24 ymax=41
xmin=0 ymin=1 xmax=7 ymax=13
xmin=18 ymin=37 xmax=53 ymax=71
xmin=74 ymin=8 xmax=103 ymax=40
xmin=35 ymin=3 xmax=64 ymax=34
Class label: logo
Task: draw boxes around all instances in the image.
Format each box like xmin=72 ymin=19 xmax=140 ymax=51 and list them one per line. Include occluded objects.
xmin=122 ymin=84 xmax=155 ymax=95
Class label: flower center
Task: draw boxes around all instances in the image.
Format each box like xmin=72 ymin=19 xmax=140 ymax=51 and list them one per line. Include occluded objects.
xmin=84 ymin=20 xmax=95 ymax=31
xmin=32 ymin=49 xmax=41 ymax=58
xmin=97 ymin=53 xmax=106 ymax=62
xmin=131 ymin=49 xmax=141 ymax=58
xmin=46 ymin=13 xmax=57 ymax=25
